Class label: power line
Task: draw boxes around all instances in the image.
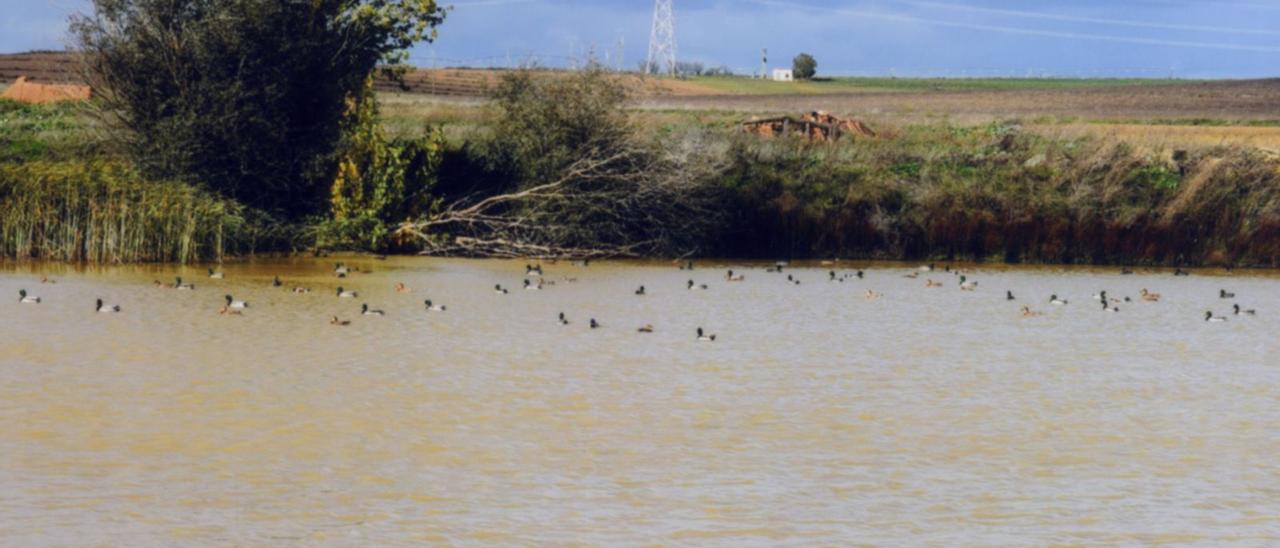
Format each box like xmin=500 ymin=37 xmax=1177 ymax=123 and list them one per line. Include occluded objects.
xmin=748 ymin=0 xmax=1280 ymax=54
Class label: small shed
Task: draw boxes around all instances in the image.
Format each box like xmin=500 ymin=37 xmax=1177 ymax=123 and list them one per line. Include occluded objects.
xmin=771 ymin=69 xmax=794 ymax=82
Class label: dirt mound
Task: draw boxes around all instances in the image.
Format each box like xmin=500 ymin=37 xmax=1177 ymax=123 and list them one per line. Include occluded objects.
xmin=1 ymin=77 xmax=90 ymax=104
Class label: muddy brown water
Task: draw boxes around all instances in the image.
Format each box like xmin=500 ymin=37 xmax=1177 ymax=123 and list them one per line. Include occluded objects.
xmin=2 ymin=257 xmax=1279 ymax=544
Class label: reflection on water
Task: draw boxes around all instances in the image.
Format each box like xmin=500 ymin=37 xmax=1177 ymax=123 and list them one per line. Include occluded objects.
xmin=2 ymin=257 xmax=1279 ymax=544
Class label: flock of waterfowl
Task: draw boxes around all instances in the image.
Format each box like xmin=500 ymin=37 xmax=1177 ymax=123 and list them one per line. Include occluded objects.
xmin=12 ymin=260 xmax=1264 ymax=339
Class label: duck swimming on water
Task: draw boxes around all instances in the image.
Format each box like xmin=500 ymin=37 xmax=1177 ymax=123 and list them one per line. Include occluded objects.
xmin=361 ymin=304 xmax=385 ymax=316
xmin=95 ymin=299 xmax=121 ymax=313
xmin=1205 ymin=311 xmax=1228 ymax=322
xmin=224 ymin=295 xmax=248 ymax=309
xmin=18 ymin=289 xmax=41 ymax=304
xmin=208 ymin=268 xmax=224 ymax=279
xmin=696 ymin=327 xmax=716 ymax=342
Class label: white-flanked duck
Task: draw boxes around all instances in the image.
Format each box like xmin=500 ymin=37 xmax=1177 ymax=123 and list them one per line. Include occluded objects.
xmin=361 ymin=304 xmax=385 ymax=316
xmin=523 ymin=279 xmax=542 ymax=291
xmin=726 ymin=270 xmax=745 ymax=282
xmin=1234 ymin=304 xmax=1257 ymax=316
xmin=95 ymin=299 xmax=121 ymax=313
xmin=687 ymin=280 xmax=708 ymax=290
xmin=424 ymin=300 xmax=447 ymax=312
xmin=959 ymin=276 xmax=978 ymax=291
xmin=1050 ymin=295 xmax=1069 ymax=306
xmin=1205 ymin=311 xmax=1228 ymax=323
xmin=558 ymin=312 xmax=570 ymax=325
xmin=696 ymin=327 xmax=716 ymax=342
xmin=18 ymin=289 xmax=41 ymax=304
xmin=224 ymin=295 xmax=249 ymax=309
xmin=494 ymin=284 xmax=509 ymax=294
xmin=336 ymin=287 xmax=358 ymax=298
xmin=525 ymin=264 xmax=543 ymax=277
xmin=208 ymin=268 xmax=224 ymax=279
xmin=175 ymin=277 xmax=195 ymax=290
xmin=1220 ymin=289 xmax=1236 ymax=299
xmin=330 ymin=316 xmax=351 ymax=326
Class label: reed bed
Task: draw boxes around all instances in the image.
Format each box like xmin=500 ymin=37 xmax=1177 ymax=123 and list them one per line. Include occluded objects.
xmin=0 ymin=160 xmax=260 ymax=263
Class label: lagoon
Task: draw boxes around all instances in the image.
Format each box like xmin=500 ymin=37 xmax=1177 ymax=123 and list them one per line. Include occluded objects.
xmin=2 ymin=258 xmax=1279 ymax=543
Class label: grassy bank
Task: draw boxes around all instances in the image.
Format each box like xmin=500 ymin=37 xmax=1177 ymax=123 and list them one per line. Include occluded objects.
xmin=714 ymin=125 xmax=1280 ymax=266
xmin=683 ymin=75 xmax=1184 ymax=95
xmin=1 ymin=99 xmax=285 ymax=263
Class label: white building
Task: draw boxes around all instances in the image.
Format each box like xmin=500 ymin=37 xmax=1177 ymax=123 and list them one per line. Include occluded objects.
xmin=771 ymin=68 xmax=794 ymax=82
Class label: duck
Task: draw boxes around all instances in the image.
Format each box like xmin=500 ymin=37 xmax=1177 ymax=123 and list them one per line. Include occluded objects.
xmin=153 ymin=280 xmax=169 ymax=288
xmin=361 ymin=304 xmax=385 ymax=316
xmin=330 ymin=316 xmax=351 ymax=326
xmin=217 ymin=305 xmax=242 ymax=316
xmin=40 ymin=276 xmax=56 ymax=284
xmin=1050 ymin=295 xmax=1069 ymax=306
xmin=696 ymin=327 xmax=717 ymax=342
xmin=1020 ymin=306 xmax=1043 ymax=318
xmin=959 ymin=276 xmax=978 ymax=291
xmin=174 ymin=277 xmax=195 ymax=290
xmin=272 ymin=276 xmax=283 ymax=288
xmin=726 ymin=270 xmax=745 ymax=282
xmin=224 ymin=295 xmax=249 ymax=309
xmin=95 ymin=298 xmax=121 ymax=313
xmin=208 ymin=268 xmax=224 ymax=279
xmin=1101 ymin=299 xmax=1119 ymax=313
xmin=903 ymin=272 xmax=920 ymax=279
xmin=786 ymin=275 xmax=801 ymax=286
xmin=1140 ymin=289 xmax=1161 ymax=302
xmin=1205 ymin=311 xmax=1228 ymax=323
xmin=1220 ymin=289 xmax=1236 ymax=299
xmin=925 ymin=279 xmax=944 ymax=288
xmin=635 ymin=285 xmax=646 ymax=296
xmin=1092 ymin=291 xmax=1107 ymax=301
xmin=829 ymin=270 xmax=837 ymax=281
xmin=678 ymin=260 xmax=695 ymax=271
xmin=394 ymin=282 xmax=411 ymax=293
xmin=525 ymin=264 xmax=543 ymax=277
xmin=1174 ymin=268 xmax=1190 ymax=277
xmin=864 ymin=290 xmax=883 ymax=300
xmin=292 ymin=286 xmax=311 ymax=294
xmin=1121 ymin=267 xmax=1135 ymax=275
xmin=494 ymin=284 xmax=509 ymax=295
xmin=336 ymin=287 xmax=358 ymax=298
xmin=919 ymin=263 xmax=935 ymax=272
xmin=687 ymin=280 xmax=708 ymax=290
xmin=17 ymin=289 xmax=41 ymax=304
xmin=523 ymin=279 xmax=542 ymax=291
xmin=856 ymin=270 xmax=864 ymax=279
xmin=424 ymin=299 xmax=447 ymax=312
xmin=1006 ymin=290 xmax=1016 ymax=301
xmin=589 ymin=318 xmax=600 ymax=329
xmin=638 ymin=324 xmax=655 ymax=333
xmin=1234 ymin=304 xmax=1257 ymax=316
xmin=558 ymin=312 xmax=570 ymax=325
xmin=334 ymin=262 xmax=350 ymax=276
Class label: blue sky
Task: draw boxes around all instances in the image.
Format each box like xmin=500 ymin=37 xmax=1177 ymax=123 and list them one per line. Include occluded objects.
xmin=4 ymin=0 xmax=1278 ymax=78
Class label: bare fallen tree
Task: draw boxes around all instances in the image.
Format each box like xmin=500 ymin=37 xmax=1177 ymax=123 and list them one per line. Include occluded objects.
xmin=396 ymin=131 xmax=729 ymax=258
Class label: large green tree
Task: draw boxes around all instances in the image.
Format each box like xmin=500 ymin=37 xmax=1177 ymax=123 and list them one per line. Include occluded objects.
xmin=793 ymin=53 xmax=817 ymax=80
xmin=73 ymin=0 xmax=446 ymax=218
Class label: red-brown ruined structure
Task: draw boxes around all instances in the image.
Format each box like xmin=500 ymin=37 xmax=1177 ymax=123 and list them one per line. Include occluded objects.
xmin=742 ymin=111 xmax=876 ymax=142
